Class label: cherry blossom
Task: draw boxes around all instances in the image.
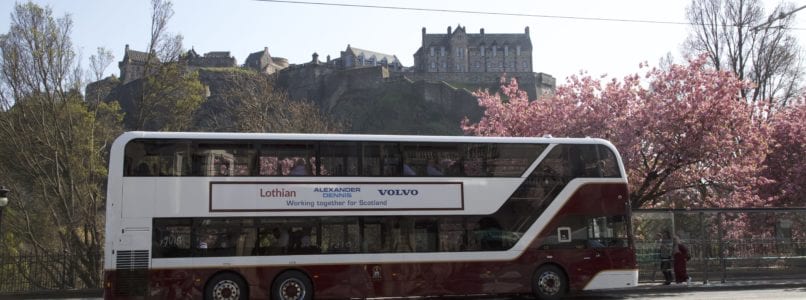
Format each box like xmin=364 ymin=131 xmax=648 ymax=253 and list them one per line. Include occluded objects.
xmin=758 ymin=103 xmax=806 ymax=207
xmin=463 ymin=55 xmax=770 ymax=209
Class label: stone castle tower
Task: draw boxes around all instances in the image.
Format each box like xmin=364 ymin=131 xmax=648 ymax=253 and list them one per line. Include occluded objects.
xmin=118 ymin=44 xmax=160 ymax=84
xmin=244 ymin=47 xmax=289 ymax=74
xmin=413 ymin=26 xmax=533 ymax=74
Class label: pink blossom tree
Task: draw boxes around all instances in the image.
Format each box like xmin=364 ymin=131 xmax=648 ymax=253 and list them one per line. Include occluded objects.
xmin=463 ymin=55 xmax=770 ymax=209
xmin=759 ymin=103 xmax=806 ymax=207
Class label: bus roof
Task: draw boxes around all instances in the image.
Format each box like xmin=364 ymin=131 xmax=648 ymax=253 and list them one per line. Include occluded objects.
xmin=114 ymin=131 xmax=615 ymax=146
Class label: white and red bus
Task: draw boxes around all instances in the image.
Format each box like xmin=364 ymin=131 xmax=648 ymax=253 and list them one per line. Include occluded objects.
xmin=104 ymin=131 xmax=637 ymax=300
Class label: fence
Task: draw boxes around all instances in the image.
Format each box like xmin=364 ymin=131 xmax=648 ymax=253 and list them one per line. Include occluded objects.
xmin=0 ymin=250 xmax=101 ymax=294
xmin=633 ymin=208 xmax=806 ymax=283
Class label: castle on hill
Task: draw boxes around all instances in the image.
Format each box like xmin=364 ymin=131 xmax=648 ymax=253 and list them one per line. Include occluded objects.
xmin=112 ymin=25 xmax=555 ymax=99
xmin=117 ymin=44 xmax=290 ymax=84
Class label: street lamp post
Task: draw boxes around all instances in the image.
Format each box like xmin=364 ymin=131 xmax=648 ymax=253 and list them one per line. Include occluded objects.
xmin=0 ymin=186 xmax=10 ymax=238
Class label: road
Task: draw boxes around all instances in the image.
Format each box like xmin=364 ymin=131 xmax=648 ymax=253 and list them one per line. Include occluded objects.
xmin=12 ymin=286 xmax=806 ymax=300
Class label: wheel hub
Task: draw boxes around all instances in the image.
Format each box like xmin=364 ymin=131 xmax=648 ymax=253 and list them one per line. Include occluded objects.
xmin=213 ymin=280 xmax=240 ymax=300
xmin=280 ymin=278 xmax=306 ymax=300
xmin=538 ymin=271 xmax=561 ymax=295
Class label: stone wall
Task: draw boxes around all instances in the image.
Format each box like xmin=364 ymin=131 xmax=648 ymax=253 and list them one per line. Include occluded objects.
xmin=276 ymin=63 xmax=333 ymax=104
xmin=410 ymin=79 xmax=477 ymax=107
xmin=272 ymin=64 xmax=483 ymax=134
xmin=340 ymin=66 xmax=389 ymax=90
xmin=399 ymin=71 xmax=555 ymax=100
xmin=323 ymin=77 xmax=482 ymax=135
xmin=277 ymin=64 xmax=390 ymax=108
xmin=186 ymin=57 xmax=237 ymax=68
xmin=535 ymin=72 xmax=556 ymax=98
xmin=84 ymin=76 xmax=120 ymax=105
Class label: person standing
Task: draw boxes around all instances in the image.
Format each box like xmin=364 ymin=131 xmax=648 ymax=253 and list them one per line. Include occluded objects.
xmin=272 ymin=227 xmax=289 ymax=253
xmin=290 ymin=159 xmax=308 ymax=176
xmin=426 ymin=158 xmax=444 ymax=176
xmin=673 ymin=235 xmax=692 ymax=284
xmin=658 ymin=231 xmax=674 ymax=285
xmin=402 ymin=158 xmax=417 ymax=176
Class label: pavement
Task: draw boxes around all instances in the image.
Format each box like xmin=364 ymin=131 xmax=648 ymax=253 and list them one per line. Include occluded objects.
xmin=0 ymin=289 xmax=102 ymax=300
xmin=624 ymin=277 xmax=806 ymax=293
xmin=3 ymin=279 xmax=806 ymax=299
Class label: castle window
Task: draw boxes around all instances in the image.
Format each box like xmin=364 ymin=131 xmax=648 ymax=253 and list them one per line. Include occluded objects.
xmin=442 ymin=63 xmax=446 ymax=70
xmin=523 ymin=62 xmax=528 ymax=68
xmin=505 ymin=46 xmax=509 ymax=57
xmin=481 ymin=47 xmax=485 ymax=57
xmin=441 ymin=47 xmax=445 ymax=57
xmin=430 ymin=47 xmax=435 ymax=56
xmin=456 ymin=48 xmax=465 ymax=58
xmin=431 ymin=62 xmax=436 ymax=70
xmin=493 ymin=46 xmax=497 ymax=57
xmin=516 ymin=46 xmax=521 ymax=56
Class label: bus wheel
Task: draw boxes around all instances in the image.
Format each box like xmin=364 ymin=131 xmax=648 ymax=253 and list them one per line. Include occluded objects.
xmin=532 ymin=265 xmax=567 ymax=300
xmin=205 ymin=272 xmax=248 ymax=300
xmin=272 ymin=270 xmax=313 ymax=300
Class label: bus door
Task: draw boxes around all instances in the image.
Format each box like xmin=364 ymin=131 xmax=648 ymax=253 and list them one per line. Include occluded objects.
xmin=359 ymin=218 xmax=395 ymax=297
xmin=586 ymin=215 xmax=632 ymax=271
xmin=362 ymin=263 xmax=384 ymax=296
xmin=360 ymin=217 xmax=440 ymax=297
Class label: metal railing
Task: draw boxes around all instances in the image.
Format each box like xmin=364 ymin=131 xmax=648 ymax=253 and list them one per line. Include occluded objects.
xmin=634 ymin=208 xmax=806 ymax=283
xmin=636 ymin=240 xmax=806 ymax=282
xmin=0 ymin=251 xmax=101 ymax=294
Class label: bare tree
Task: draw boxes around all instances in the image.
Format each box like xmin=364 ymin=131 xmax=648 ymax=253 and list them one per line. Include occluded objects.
xmin=146 ymin=0 xmax=182 ymax=65
xmin=685 ymin=0 xmax=804 ymax=108
xmin=658 ymin=51 xmax=677 ymax=71
xmin=88 ymin=47 xmax=114 ymax=81
xmin=130 ymin=0 xmax=189 ymax=130
xmin=0 ymin=2 xmax=122 ymax=288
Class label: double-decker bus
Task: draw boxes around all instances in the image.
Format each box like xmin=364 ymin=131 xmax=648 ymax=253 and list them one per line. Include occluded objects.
xmin=104 ymin=131 xmax=637 ymax=300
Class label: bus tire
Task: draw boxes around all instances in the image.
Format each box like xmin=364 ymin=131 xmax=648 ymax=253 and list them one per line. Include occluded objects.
xmin=532 ymin=264 xmax=567 ymax=300
xmin=272 ymin=270 xmax=313 ymax=300
xmin=205 ymin=272 xmax=248 ymax=300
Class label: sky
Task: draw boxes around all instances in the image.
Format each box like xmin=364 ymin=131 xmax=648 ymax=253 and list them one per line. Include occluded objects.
xmin=1 ymin=0 xmax=805 ymax=83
